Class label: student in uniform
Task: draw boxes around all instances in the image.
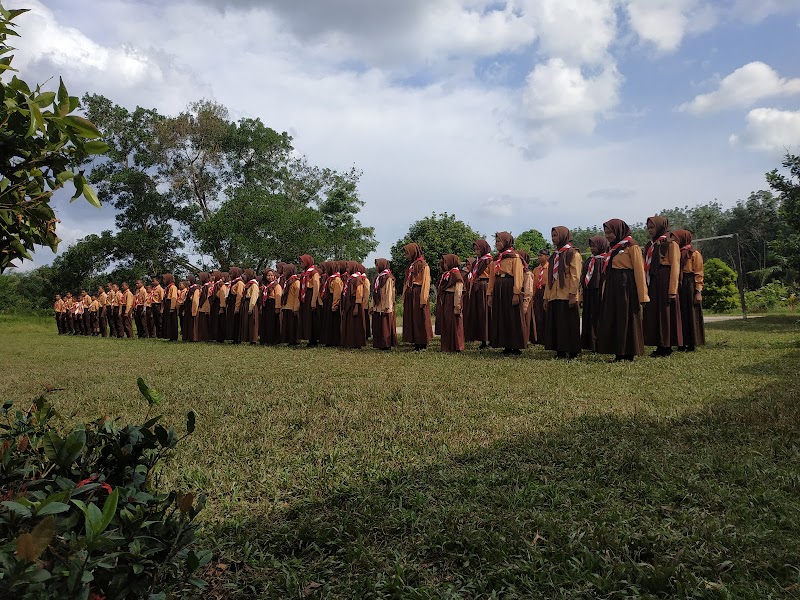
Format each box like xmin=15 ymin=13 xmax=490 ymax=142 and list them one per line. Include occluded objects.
xmin=97 ymin=285 xmax=108 ymax=337
xmin=643 ymin=216 xmax=683 ymax=356
xmin=341 ymin=262 xmax=367 ymax=349
xmin=358 ymin=263 xmax=371 ymax=340
xmin=163 ymin=273 xmax=180 ymax=341
xmin=182 ymin=275 xmax=197 ymax=342
xmin=532 ymin=250 xmax=549 ymax=345
xmin=90 ymin=295 xmax=101 ymax=335
xmin=579 ymin=236 xmax=609 ymax=352
xmin=195 ymin=272 xmax=211 ymax=342
xmin=596 ymin=219 xmax=649 ymax=361
xmin=215 ymin=273 xmax=228 ymax=342
xmin=151 ymin=276 xmax=164 ymax=337
xmin=517 ymin=250 xmax=536 ymax=347
xmin=260 ymin=268 xmax=282 ymax=345
xmin=240 ymin=268 xmax=261 ymax=344
xmin=208 ymin=271 xmax=221 ymax=343
xmin=465 ymin=239 xmax=492 ymax=349
xmin=298 ymin=254 xmax=320 ymax=347
xmin=64 ymin=292 xmax=75 ymax=334
xmin=317 ymin=262 xmax=331 ymax=346
xmin=54 ymin=294 xmax=64 ymax=334
xmin=121 ymin=282 xmax=134 ymax=338
xmin=175 ymin=281 xmax=187 ymax=338
xmin=436 ymin=254 xmax=465 ymax=352
xmin=134 ymin=280 xmax=149 ymax=338
xmin=371 ymin=258 xmax=397 ymax=350
xmin=543 ymin=227 xmax=581 ymax=359
xmin=280 ymin=264 xmax=300 ymax=345
xmin=402 ymin=243 xmax=433 ymax=351
xmin=487 ymin=232 xmax=526 ymax=355
xmin=227 ymin=267 xmax=245 ymax=343
xmin=672 ymin=229 xmax=705 ymax=352
xmin=323 ymin=262 xmax=343 ymax=347
xmin=114 ymin=285 xmax=125 ymax=338
xmin=81 ymin=290 xmax=92 ymax=335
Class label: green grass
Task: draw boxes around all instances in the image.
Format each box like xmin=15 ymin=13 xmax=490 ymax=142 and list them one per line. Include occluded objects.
xmin=2 ymin=314 xmax=799 ymax=598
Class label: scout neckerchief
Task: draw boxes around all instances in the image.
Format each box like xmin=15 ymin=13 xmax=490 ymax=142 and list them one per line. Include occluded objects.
xmin=262 ymin=279 xmax=278 ymax=301
xmin=681 ymin=244 xmax=692 ymax=252
xmin=344 ymin=272 xmax=363 ymax=295
xmin=228 ymin=276 xmax=242 ymax=297
xmin=374 ymin=269 xmax=391 ymax=293
xmin=469 ymin=253 xmax=492 ymax=281
xmin=300 ymin=266 xmax=316 ymax=301
xmin=645 ymin=234 xmax=668 ymax=284
xmin=551 ymin=244 xmax=572 ymax=281
xmin=584 ymin=254 xmax=604 ymax=286
xmin=406 ymin=257 xmax=424 ymax=287
xmin=439 ymin=267 xmax=460 ymax=286
xmin=322 ymin=272 xmax=340 ymax=296
xmin=494 ymin=248 xmax=515 ymax=274
xmin=282 ymin=274 xmax=298 ymax=302
xmin=245 ymin=279 xmax=258 ymax=299
xmin=536 ymin=265 xmax=546 ymax=289
xmin=602 ymin=236 xmax=633 ymax=272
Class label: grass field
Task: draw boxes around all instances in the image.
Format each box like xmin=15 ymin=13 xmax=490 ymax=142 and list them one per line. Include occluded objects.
xmin=2 ymin=315 xmax=799 ymax=598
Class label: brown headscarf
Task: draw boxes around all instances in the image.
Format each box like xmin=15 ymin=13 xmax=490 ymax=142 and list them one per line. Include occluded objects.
xmin=243 ymin=268 xmax=256 ymax=281
xmin=373 ymin=258 xmax=393 ymax=303
xmin=471 ymin=239 xmax=493 ymax=281
xmin=517 ymin=250 xmax=530 ymax=271
xmin=581 ymin=236 xmax=610 ymax=289
xmin=162 ymin=273 xmax=174 ymax=287
xmin=403 ymin=242 xmax=426 ymax=280
xmin=438 ymin=254 xmax=463 ymax=292
xmin=229 ymin=266 xmax=242 ymax=284
xmin=281 ymin=264 xmax=297 ymax=302
xmin=672 ymin=229 xmax=694 ymax=269
xmin=646 ymin=216 xmax=671 ymax=260
xmin=495 ymin=232 xmax=514 ymax=253
xmin=549 ymin=226 xmax=576 ymax=287
xmin=299 ymin=254 xmax=314 ymax=270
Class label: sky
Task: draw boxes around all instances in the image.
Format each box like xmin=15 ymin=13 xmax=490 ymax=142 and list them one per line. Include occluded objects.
xmin=10 ymin=0 xmax=800 ymax=269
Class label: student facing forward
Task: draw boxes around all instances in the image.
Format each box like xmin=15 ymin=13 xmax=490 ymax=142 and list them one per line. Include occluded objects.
xmin=435 ymin=254 xmax=465 ymax=353
xmin=543 ymin=226 xmax=581 ymax=359
xmin=487 ymin=232 xmax=526 ymax=355
xmin=672 ymin=229 xmax=705 ymax=352
xmin=643 ymin=216 xmax=683 ymax=356
xmin=402 ymin=243 xmax=433 ymax=351
xmin=465 ymin=239 xmax=492 ymax=349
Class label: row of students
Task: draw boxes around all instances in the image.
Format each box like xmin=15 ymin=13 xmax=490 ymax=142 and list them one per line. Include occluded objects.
xmin=52 ymin=217 xmax=705 ymax=358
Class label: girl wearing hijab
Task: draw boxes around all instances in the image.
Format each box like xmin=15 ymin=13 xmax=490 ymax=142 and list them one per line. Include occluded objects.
xmin=280 ymin=264 xmax=300 ymax=345
xmin=487 ymin=232 xmax=526 ymax=355
xmin=298 ymin=254 xmax=320 ymax=346
xmin=358 ymin=263 xmax=371 ymax=340
xmin=517 ymin=250 xmax=536 ymax=347
xmin=402 ymin=243 xmax=433 ymax=351
xmin=226 ymin=266 xmax=245 ymax=343
xmin=596 ymin=219 xmax=648 ymax=361
xmin=372 ymin=258 xmax=397 ymax=350
xmin=436 ymin=254 xmax=465 ymax=352
xmin=532 ymin=249 xmax=549 ymax=345
xmin=175 ymin=281 xmax=186 ymax=338
xmin=322 ymin=262 xmax=343 ymax=347
xmin=579 ymin=235 xmax=610 ymax=351
xmin=208 ymin=271 xmax=221 ymax=342
xmin=341 ymin=262 xmax=367 ymax=349
xmin=465 ymin=239 xmax=492 ymax=349
xmin=643 ymin=216 xmax=683 ymax=356
xmin=260 ymin=268 xmax=282 ymax=345
xmin=238 ymin=268 xmax=260 ymax=344
xmin=672 ymin=229 xmax=705 ymax=351
xmin=196 ymin=272 xmax=211 ymax=342
xmin=163 ymin=274 xmax=179 ymax=341
xmin=182 ymin=275 xmax=197 ymax=342
xmin=215 ymin=272 xmax=229 ymax=342
xmin=543 ymin=226 xmax=581 ymax=359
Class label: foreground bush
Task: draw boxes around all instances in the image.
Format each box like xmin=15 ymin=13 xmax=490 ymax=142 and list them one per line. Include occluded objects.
xmin=0 ymin=379 xmax=209 ymax=599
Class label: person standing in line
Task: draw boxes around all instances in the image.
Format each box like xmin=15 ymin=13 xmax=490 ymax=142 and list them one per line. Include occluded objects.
xmin=371 ymin=258 xmax=397 ymax=350
xmin=401 ymin=243 xmax=433 ymax=351
xmin=134 ymin=280 xmax=149 ymax=338
xmin=317 ymin=262 xmax=331 ymax=346
xmin=436 ymin=254 xmax=465 ymax=353
xmin=97 ymin=285 xmax=108 ymax=337
xmin=517 ymin=250 xmax=536 ymax=347
xmin=208 ymin=271 xmax=221 ymax=343
xmin=643 ymin=216 xmax=683 ymax=356
xmin=240 ymin=268 xmax=261 ymax=344
xmin=182 ymin=275 xmax=197 ymax=342
xmin=358 ymin=263 xmax=371 ymax=340
xmin=195 ymin=272 xmax=212 ymax=342
xmin=324 ymin=262 xmax=343 ymax=347
xmin=260 ymin=268 xmax=282 ymax=345
xmin=226 ymin=267 xmax=245 ymax=343
xmin=81 ymin=290 xmax=92 ymax=335
xmin=63 ymin=292 xmax=75 ymax=334
xmin=89 ymin=295 xmax=100 ymax=335
xmin=543 ymin=227 xmax=582 ymax=359
xmin=163 ymin=273 xmax=180 ymax=341
xmin=215 ymin=273 xmax=228 ymax=342
xmin=487 ymin=232 xmax=526 ymax=355
xmin=465 ymin=240 xmax=492 ymax=349
xmin=114 ymin=284 xmax=125 ymax=338
xmin=672 ymin=229 xmax=705 ymax=352
xmin=73 ymin=291 xmax=86 ymax=335
xmin=532 ymin=250 xmax=549 ymax=345
xmin=120 ymin=282 xmax=134 ymax=338
xmin=54 ymin=294 xmax=65 ymax=334
xmin=297 ymin=254 xmax=320 ymax=347
xmin=280 ymin=264 xmax=300 ymax=345
xmin=150 ymin=276 xmax=164 ymax=337
xmin=341 ymin=262 xmax=367 ymax=349
xmin=596 ymin=219 xmax=648 ymax=361
xmin=580 ymin=236 xmax=609 ymax=352
xmin=175 ymin=280 xmax=187 ymax=338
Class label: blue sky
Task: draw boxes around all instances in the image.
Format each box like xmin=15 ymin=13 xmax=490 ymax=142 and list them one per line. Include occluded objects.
xmin=10 ymin=0 xmax=800 ymax=269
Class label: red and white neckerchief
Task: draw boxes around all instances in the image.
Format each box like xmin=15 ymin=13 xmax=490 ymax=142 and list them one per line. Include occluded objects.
xmin=536 ymin=266 xmax=546 ymax=289
xmin=469 ymin=253 xmax=492 ymax=281
xmin=439 ymin=267 xmax=460 ymax=287
xmin=262 ymin=280 xmax=278 ymax=300
xmin=228 ymin=276 xmax=242 ymax=296
xmin=344 ymin=272 xmax=363 ymax=295
xmin=584 ymin=255 xmax=605 ymax=286
xmin=374 ymin=269 xmax=391 ymax=293
xmin=245 ymin=279 xmax=258 ymax=298
xmin=645 ymin=235 xmax=668 ymax=283
xmin=494 ymin=248 xmax=515 ymax=274
xmin=551 ymin=244 xmax=572 ymax=280
xmin=405 ymin=257 xmax=424 ymax=286
xmin=322 ymin=272 xmax=340 ymax=295
xmin=300 ymin=267 xmax=316 ymax=301
xmin=283 ymin=275 xmax=298 ymax=297
xmin=602 ymin=236 xmax=633 ymax=272
xmin=681 ymin=244 xmax=692 ymax=252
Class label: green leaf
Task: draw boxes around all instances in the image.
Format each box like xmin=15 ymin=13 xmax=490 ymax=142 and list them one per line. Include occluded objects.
xmin=43 ymin=428 xmax=86 ymax=467
xmin=1 ymin=500 xmax=32 ymax=517
xmin=34 ymin=91 xmax=55 ymax=108
xmin=83 ymin=184 xmax=101 ymax=208
xmin=36 ymin=502 xmax=70 ymax=516
xmin=15 ymin=516 xmax=55 ymax=562
xmin=57 ymin=77 xmax=69 ymax=116
xmin=63 ymin=114 xmax=101 ymax=138
xmin=97 ymin=488 xmax=119 ymax=537
xmin=83 ymin=140 xmax=109 ymax=155
xmin=186 ymin=410 xmax=196 ymax=434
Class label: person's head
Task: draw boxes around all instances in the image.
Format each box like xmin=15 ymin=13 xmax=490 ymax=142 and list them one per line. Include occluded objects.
xmin=211 ymin=270 xmax=221 ymax=282
xmin=106 ymin=281 xmax=113 ymax=289
xmin=375 ymin=258 xmax=390 ymax=272
xmin=517 ymin=250 xmax=530 ymax=269
xmin=243 ymin=268 xmax=255 ymax=281
xmin=589 ymin=235 xmax=609 ymax=256
xmin=265 ymin=269 xmax=276 ymax=283
xmin=152 ymin=276 xmax=160 ymax=285
xmin=80 ymin=289 xmax=87 ymax=297
xmin=229 ymin=266 xmax=242 ymax=279
xmin=186 ymin=274 xmax=196 ymax=285
xmin=66 ymin=292 xmax=72 ymax=299
xmin=646 ymin=216 xmax=669 ymax=240
xmin=284 ymin=263 xmax=296 ymax=277
xmin=403 ymin=243 xmax=423 ymax=261
xmin=198 ymin=272 xmax=210 ymax=284
xmin=672 ymin=229 xmax=693 ymax=247
xmin=178 ymin=281 xmax=186 ymax=290
xmin=537 ymin=249 xmax=550 ymax=266
xmin=55 ymin=293 xmax=61 ymax=300
xmin=473 ymin=239 xmax=491 ymax=257
xmin=494 ymin=232 xmax=513 ymax=252
xmin=97 ymin=285 xmax=105 ymax=293
xmin=121 ymin=282 xmax=129 ymax=291
xmin=221 ymin=271 xmax=230 ymax=282
xmin=551 ymin=226 xmax=572 ymax=248
xmin=602 ymin=219 xmax=632 ymax=245
xmin=146 ymin=283 xmax=153 ymax=291
xmin=135 ymin=279 xmax=143 ymax=289
xmin=162 ymin=273 xmax=174 ymax=286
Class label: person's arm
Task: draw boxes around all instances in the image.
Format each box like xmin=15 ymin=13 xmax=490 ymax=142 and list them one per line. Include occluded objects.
xmin=420 ymin=265 xmax=430 ymax=309
xmin=694 ymin=250 xmax=704 ymax=303
xmin=523 ymin=272 xmax=533 ymax=313
xmin=668 ymin=241 xmax=680 ymax=298
xmin=454 ymin=281 xmax=463 ymax=315
xmin=274 ymin=284 xmax=283 ymax=312
xmin=192 ymin=289 xmax=200 ymax=316
xmin=248 ymin=284 xmax=258 ymax=312
xmin=631 ymin=248 xmax=650 ymax=304
xmin=487 ymin=261 xmax=495 ymax=307
xmin=311 ymin=273 xmax=320 ymax=309
xmin=332 ymin=279 xmax=342 ymax=311
xmin=386 ymin=279 xmax=396 ymax=313
xmin=125 ymin=292 xmax=134 ymax=312
xmin=512 ymin=257 xmax=523 ymax=305
xmin=567 ymin=252 xmax=581 ymax=307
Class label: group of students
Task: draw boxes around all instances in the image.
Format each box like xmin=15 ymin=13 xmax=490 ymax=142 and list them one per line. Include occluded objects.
xmin=52 ymin=216 xmax=705 ymax=360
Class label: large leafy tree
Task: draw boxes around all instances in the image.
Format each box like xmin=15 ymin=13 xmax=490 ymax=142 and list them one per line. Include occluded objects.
xmin=318 ymin=168 xmax=376 ymax=261
xmin=767 ymin=153 xmax=800 ymax=280
xmin=390 ymin=212 xmax=482 ymax=285
xmin=514 ymin=229 xmax=549 ymax=254
xmin=0 ymin=6 xmax=107 ymax=272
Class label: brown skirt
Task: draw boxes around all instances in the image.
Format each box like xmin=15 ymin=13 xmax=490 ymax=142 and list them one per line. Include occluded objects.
xmin=533 ymin=287 xmax=546 ymax=345
xmin=372 ymin=312 xmax=397 ymax=349
xmin=209 ymin=299 xmax=219 ymax=342
xmin=679 ymin=273 xmax=705 ymax=347
xmin=260 ymin=299 xmax=281 ymax=345
xmin=489 ymin=277 xmax=526 ymax=350
xmin=165 ymin=309 xmax=179 ymax=341
xmin=643 ymin=265 xmax=683 ymax=348
xmin=402 ymin=285 xmax=433 ymax=344
xmin=465 ymin=279 xmax=490 ymax=342
xmin=196 ymin=312 xmax=210 ymax=342
xmin=596 ymin=268 xmax=644 ymax=357
xmin=182 ymin=311 xmax=195 ymax=342
xmin=543 ymin=298 xmax=581 ymax=354
xmin=580 ymin=286 xmax=602 ymax=351
xmin=226 ymin=293 xmax=240 ymax=342
xmin=320 ymin=295 xmax=341 ymax=347
xmin=240 ymin=306 xmax=259 ymax=343
xmin=298 ymin=290 xmax=319 ymax=342
xmin=281 ymin=310 xmax=299 ymax=344
xmin=436 ymin=292 xmax=464 ymax=352
xmin=342 ymin=303 xmax=367 ymax=348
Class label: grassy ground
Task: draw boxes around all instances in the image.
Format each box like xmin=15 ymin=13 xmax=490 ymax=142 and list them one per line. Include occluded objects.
xmin=1 ymin=315 xmax=799 ymax=598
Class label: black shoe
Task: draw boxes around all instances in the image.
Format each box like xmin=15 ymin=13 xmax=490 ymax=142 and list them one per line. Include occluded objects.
xmin=478 ymin=342 xmax=488 ymax=350
xmin=556 ymin=351 xmax=567 ymax=359
xmin=511 ymin=349 xmax=522 ymax=356
xmin=614 ymin=355 xmax=634 ymax=362
xmin=502 ymin=348 xmax=512 ymax=355
xmin=568 ymin=352 xmax=579 ymax=360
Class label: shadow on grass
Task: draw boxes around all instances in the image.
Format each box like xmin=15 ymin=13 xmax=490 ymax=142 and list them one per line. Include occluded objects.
xmin=200 ymin=375 xmax=800 ymax=599
xmin=704 ymin=314 xmax=800 ymax=334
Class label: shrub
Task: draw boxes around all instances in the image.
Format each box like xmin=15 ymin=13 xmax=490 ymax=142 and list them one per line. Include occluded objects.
xmin=703 ymin=258 xmax=740 ymax=313
xmin=0 ymin=379 xmax=209 ymax=599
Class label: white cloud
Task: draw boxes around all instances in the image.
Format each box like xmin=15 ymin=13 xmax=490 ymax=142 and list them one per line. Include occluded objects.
xmin=624 ymin=0 xmax=717 ymax=53
xmin=730 ymin=108 xmax=800 ymax=153
xmin=731 ymin=0 xmax=800 ymax=23
xmin=679 ymin=62 xmax=800 ymax=114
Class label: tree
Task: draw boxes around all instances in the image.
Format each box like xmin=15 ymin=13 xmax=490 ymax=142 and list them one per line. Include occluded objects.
xmin=390 ymin=212 xmax=482 ymax=285
xmin=767 ymin=153 xmax=800 ymax=281
xmin=515 ymin=229 xmax=549 ymax=254
xmin=703 ymin=258 xmax=739 ymax=313
xmin=318 ymin=168 xmax=377 ymax=261
xmin=0 ymin=7 xmax=107 ymax=272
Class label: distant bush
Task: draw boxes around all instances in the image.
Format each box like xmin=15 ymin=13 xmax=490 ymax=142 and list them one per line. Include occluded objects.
xmin=0 ymin=379 xmax=209 ymax=599
xmin=703 ymin=258 xmax=739 ymax=313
